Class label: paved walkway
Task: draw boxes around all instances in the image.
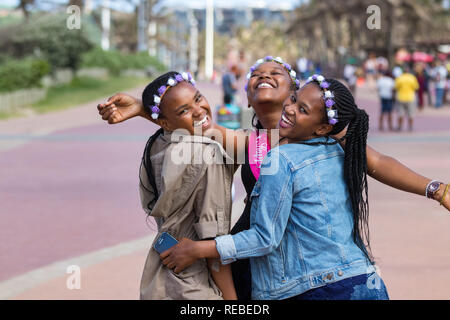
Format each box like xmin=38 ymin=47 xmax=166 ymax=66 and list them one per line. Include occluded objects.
xmin=1 ymin=81 xmax=449 ymax=299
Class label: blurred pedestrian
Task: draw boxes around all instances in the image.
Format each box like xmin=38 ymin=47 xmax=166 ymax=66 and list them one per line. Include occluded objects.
xmin=222 ymin=65 xmax=239 ymax=105
xmin=414 ymin=63 xmax=427 ymax=110
xmin=364 ymin=53 xmax=377 ymax=86
xmin=424 ymin=63 xmax=433 ymax=106
xmin=237 ymin=50 xmax=248 ymax=80
xmin=296 ymin=56 xmax=309 ymax=80
xmin=216 ymin=94 xmax=241 ymax=129
xmin=376 ymin=56 xmax=389 ymax=74
xmin=376 ymin=70 xmax=395 ymax=131
xmin=343 ymin=58 xmax=357 ymax=94
xmin=394 ymin=67 xmax=419 ymax=131
xmin=432 ymin=60 xmax=448 ymax=108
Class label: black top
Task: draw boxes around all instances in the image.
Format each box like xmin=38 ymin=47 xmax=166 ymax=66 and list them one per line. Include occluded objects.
xmin=230 ymin=147 xmax=255 ymax=300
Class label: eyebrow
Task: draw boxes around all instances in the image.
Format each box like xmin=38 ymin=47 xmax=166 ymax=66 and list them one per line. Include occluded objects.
xmin=174 ymin=90 xmax=201 ymax=112
xmin=253 ymin=65 xmax=285 ymax=73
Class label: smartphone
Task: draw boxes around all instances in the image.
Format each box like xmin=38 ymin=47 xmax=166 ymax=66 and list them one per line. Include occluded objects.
xmin=153 ymin=232 xmax=178 ymax=254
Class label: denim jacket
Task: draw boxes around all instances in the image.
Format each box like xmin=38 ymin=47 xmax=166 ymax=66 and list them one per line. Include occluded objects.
xmin=216 ymin=137 xmax=374 ymax=300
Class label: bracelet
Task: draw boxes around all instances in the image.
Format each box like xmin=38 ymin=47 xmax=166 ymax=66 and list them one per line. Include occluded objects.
xmin=441 ymin=184 xmax=449 ymax=206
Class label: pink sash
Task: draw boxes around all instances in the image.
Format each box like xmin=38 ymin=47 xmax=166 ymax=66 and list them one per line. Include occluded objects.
xmin=248 ymin=129 xmax=271 ymax=181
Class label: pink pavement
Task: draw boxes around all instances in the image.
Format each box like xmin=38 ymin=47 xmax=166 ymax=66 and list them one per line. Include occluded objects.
xmin=1 ymin=81 xmax=450 ymax=300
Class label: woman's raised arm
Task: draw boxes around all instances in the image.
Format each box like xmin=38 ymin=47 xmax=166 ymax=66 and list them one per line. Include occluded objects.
xmin=97 ymin=93 xmax=248 ymax=163
xmin=366 ymin=145 xmax=449 ymax=210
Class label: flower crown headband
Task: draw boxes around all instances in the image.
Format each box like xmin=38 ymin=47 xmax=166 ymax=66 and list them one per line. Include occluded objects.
xmin=305 ymin=74 xmax=338 ymax=125
xmin=244 ymin=56 xmax=300 ymax=92
xmin=149 ymin=72 xmax=196 ymax=120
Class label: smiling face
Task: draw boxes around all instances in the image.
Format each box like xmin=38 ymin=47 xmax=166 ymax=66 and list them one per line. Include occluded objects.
xmin=247 ymin=61 xmax=292 ymax=110
xmin=278 ymin=83 xmax=333 ymax=142
xmin=157 ymin=82 xmax=212 ymax=135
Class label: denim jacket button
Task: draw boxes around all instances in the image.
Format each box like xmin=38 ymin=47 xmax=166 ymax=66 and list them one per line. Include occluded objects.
xmin=326 ymin=273 xmax=333 ymax=280
xmin=338 ymin=270 xmax=344 ymax=276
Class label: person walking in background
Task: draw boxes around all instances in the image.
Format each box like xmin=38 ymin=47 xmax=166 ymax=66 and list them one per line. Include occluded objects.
xmin=394 ymin=66 xmax=419 ymax=131
xmin=343 ymin=58 xmax=357 ymax=94
xmin=392 ymin=64 xmax=403 ymax=79
xmin=376 ymin=70 xmax=395 ymax=131
xmin=433 ymin=60 xmax=448 ymax=108
xmin=296 ymin=56 xmax=309 ymax=80
xmin=216 ymin=94 xmax=241 ymax=130
xmin=415 ymin=63 xmax=427 ymax=111
xmin=424 ymin=62 xmax=433 ymax=107
xmin=222 ymin=65 xmax=239 ymax=105
xmin=365 ymin=53 xmax=378 ymax=87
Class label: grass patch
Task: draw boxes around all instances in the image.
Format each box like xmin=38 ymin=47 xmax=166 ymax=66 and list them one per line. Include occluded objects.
xmin=32 ymin=76 xmax=149 ymax=114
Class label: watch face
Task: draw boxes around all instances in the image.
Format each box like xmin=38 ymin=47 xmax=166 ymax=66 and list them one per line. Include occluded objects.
xmin=430 ymin=182 xmax=441 ymax=192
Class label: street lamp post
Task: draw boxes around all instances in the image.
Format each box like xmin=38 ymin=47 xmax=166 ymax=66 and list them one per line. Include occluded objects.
xmin=101 ymin=0 xmax=110 ymax=51
xmin=205 ymin=0 xmax=214 ymax=80
xmin=188 ymin=10 xmax=198 ymax=76
xmin=137 ymin=0 xmax=148 ymax=52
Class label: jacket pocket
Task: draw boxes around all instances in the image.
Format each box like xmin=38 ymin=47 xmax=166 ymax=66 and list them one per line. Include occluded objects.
xmin=169 ymin=259 xmax=208 ymax=280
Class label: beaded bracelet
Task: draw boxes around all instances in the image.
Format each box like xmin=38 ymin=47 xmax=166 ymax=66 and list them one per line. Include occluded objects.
xmin=441 ymin=184 xmax=449 ymax=206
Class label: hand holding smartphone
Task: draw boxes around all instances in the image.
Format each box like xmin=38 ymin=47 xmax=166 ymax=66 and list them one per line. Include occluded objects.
xmin=153 ymin=232 xmax=178 ymax=254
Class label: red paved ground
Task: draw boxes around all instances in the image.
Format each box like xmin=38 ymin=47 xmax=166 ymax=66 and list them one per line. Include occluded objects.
xmin=1 ymin=81 xmax=449 ymax=300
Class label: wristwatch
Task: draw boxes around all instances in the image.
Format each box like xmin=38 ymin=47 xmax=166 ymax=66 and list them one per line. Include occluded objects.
xmin=426 ymin=180 xmax=443 ymax=199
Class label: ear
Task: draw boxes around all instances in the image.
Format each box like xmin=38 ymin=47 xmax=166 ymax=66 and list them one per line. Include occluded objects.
xmin=315 ymin=123 xmax=333 ymax=136
xmin=154 ymin=117 xmax=172 ymax=132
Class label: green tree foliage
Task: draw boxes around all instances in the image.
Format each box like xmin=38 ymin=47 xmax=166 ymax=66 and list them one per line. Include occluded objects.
xmin=0 ymin=58 xmax=50 ymax=92
xmin=0 ymin=14 xmax=93 ymax=73
xmin=81 ymin=47 xmax=166 ymax=75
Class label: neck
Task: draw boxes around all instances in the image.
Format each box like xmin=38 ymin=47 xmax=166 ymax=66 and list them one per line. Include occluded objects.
xmin=254 ymin=106 xmax=282 ymax=129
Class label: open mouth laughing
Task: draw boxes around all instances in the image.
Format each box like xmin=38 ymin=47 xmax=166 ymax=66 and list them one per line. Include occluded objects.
xmin=279 ymin=111 xmax=294 ymax=128
xmin=256 ymin=81 xmax=275 ymax=90
xmin=194 ymin=114 xmax=210 ymax=128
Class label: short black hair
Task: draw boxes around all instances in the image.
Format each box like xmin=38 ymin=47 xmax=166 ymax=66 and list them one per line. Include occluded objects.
xmin=142 ymin=71 xmax=179 ymax=116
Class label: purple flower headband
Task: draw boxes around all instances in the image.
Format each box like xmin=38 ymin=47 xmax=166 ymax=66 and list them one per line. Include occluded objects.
xmin=306 ymin=74 xmax=338 ymax=125
xmin=150 ymin=72 xmax=196 ymax=120
xmin=244 ymin=56 xmax=300 ymax=92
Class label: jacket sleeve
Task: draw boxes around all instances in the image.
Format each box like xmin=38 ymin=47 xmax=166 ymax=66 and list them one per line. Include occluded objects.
xmin=215 ymin=149 xmax=293 ymax=264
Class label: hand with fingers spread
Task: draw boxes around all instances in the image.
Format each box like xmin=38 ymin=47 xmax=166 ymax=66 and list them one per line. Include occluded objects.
xmin=160 ymin=238 xmax=201 ymax=274
xmin=97 ymin=93 xmax=146 ymax=124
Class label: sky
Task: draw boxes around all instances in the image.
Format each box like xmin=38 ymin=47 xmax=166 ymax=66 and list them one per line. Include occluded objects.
xmin=1 ymin=0 xmax=304 ymax=11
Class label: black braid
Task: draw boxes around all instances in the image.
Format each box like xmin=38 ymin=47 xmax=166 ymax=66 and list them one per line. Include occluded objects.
xmin=300 ymin=79 xmax=374 ymax=264
xmin=139 ymin=71 xmax=180 ymax=219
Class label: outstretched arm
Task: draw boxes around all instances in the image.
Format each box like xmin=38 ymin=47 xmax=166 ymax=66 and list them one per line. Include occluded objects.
xmin=366 ymin=146 xmax=449 ymax=210
xmin=97 ymin=93 xmax=150 ymax=123
xmin=97 ymin=93 xmax=248 ymax=162
xmin=333 ymin=128 xmax=450 ymax=211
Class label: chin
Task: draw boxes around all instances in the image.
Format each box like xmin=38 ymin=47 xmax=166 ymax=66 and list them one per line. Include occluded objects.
xmin=278 ymin=127 xmax=291 ymax=139
xmin=253 ymin=92 xmax=283 ymax=105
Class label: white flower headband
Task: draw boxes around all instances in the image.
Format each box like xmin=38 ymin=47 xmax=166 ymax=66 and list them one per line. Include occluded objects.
xmin=306 ymin=74 xmax=338 ymax=125
xmin=149 ymin=72 xmax=196 ymax=120
xmin=244 ymin=56 xmax=300 ymax=92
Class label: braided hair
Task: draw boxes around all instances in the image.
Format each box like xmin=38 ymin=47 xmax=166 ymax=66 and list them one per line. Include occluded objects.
xmin=299 ymin=78 xmax=373 ymax=264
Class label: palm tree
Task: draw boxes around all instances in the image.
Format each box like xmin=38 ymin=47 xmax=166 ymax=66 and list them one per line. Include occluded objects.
xmin=17 ymin=0 xmax=34 ymax=20
xmin=288 ymin=0 xmax=449 ymax=70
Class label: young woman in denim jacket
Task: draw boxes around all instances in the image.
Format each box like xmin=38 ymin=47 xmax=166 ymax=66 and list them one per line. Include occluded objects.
xmin=159 ymin=76 xmax=392 ymax=299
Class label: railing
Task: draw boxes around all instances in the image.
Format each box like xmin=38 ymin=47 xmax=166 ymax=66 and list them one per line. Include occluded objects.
xmin=0 ymin=88 xmax=47 ymax=113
